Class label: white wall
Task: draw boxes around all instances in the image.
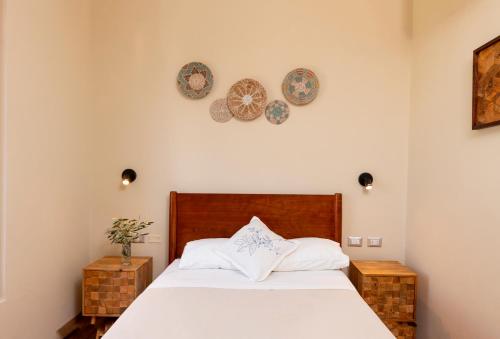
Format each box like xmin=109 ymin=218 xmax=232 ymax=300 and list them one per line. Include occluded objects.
xmin=89 ymin=0 xmax=412 ymax=277
xmin=0 ymin=1 xmax=93 ymax=338
xmin=407 ymin=0 xmax=500 ymax=338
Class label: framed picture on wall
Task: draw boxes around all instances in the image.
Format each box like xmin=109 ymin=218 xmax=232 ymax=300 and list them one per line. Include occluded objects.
xmin=472 ymin=35 xmax=500 ymax=130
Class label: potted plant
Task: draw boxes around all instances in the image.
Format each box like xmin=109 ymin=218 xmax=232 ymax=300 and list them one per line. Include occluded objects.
xmin=106 ymin=218 xmax=153 ymax=265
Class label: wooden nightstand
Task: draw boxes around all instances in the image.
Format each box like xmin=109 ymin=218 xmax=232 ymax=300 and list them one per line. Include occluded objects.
xmin=349 ymin=260 xmax=417 ymax=339
xmin=82 ymin=256 xmax=152 ymax=320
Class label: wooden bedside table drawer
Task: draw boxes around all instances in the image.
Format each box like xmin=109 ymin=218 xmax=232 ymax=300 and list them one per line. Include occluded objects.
xmin=383 ymin=320 xmax=417 ymax=339
xmin=83 ymin=270 xmax=136 ymax=315
xmin=361 ymin=275 xmax=416 ymax=320
xmin=82 ymin=256 xmax=152 ymax=317
xmin=349 ymin=260 xmax=417 ymax=339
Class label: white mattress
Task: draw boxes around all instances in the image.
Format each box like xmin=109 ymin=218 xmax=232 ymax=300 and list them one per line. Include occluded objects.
xmin=104 ymin=260 xmax=395 ymax=339
xmin=149 ymin=260 xmax=356 ymax=290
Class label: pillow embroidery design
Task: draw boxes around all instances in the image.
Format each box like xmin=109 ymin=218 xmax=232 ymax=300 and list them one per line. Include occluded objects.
xmin=234 ymin=227 xmax=286 ymax=256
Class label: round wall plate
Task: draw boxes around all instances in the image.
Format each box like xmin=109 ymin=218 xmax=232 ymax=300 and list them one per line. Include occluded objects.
xmin=209 ymin=98 xmax=233 ymax=123
xmin=227 ymin=78 xmax=267 ymax=121
xmin=177 ymin=62 xmax=214 ymax=99
xmin=282 ymin=68 xmax=319 ymax=105
xmin=265 ymin=100 xmax=290 ymax=125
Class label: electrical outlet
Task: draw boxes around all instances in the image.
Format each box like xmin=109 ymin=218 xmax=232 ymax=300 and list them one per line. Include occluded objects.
xmin=348 ymin=236 xmax=363 ymax=247
xmin=132 ymin=234 xmax=146 ymax=243
xmin=147 ymin=234 xmax=161 ymax=243
xmin=367 ymin=237 xmax=383 ymax=247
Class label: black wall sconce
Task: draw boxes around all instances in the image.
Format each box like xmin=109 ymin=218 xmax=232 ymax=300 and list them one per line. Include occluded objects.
xmin=358 ymin=172 xmax=373 ymax=191
xmin=121 ymin=169 xmax=137 ymax=186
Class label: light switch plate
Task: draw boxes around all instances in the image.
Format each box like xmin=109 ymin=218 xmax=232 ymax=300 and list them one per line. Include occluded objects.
xmin=147 ymin=234 xmax=161 ymax=243
xmin=348 ymin=236 xmax=363 ymax=247
xmin=367 ymin=237 xmax=383 ymax=247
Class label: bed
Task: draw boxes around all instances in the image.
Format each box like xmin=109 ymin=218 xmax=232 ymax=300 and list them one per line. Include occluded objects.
xmin=103 ymin=192 xmax=395 ymax=339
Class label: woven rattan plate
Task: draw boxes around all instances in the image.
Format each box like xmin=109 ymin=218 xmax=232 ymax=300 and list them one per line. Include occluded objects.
xmin=227 ymin=78 xmax=267 ymax=120
xmin=209 ymin=98 xmax=233 ymax=123
xmin=265 ymin=100 xmax=289 ymax=125
xmin=177 ymin=62 xmax=214 ymax=99
xmin=282 ymin=68 xmax=319 ymax=105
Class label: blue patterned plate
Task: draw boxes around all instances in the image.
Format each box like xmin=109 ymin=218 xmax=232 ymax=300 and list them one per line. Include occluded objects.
xmin=265 ymin=100 xmax=290 ymax=125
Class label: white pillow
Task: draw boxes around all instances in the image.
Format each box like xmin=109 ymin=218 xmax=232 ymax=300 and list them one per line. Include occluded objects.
xmin=179 ymin=238 xmax=236 ymax=270
xmin=214 ymin=217 xmax=298 ymax=282
xmin=276 ymin=237 xmax=349 ymax=271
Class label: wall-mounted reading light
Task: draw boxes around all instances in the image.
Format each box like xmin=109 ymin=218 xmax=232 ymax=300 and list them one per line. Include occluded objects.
xmin=358 ymin=172 xmax=373 ymax=191
xmin=121 ymin=169 xmax=137 ymax=186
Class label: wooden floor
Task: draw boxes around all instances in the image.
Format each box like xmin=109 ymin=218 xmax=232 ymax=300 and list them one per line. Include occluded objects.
xmin=61 ymin=316 xmax=116 ymax=339
xmin=64 ymin=323 xmax=97 ymax=339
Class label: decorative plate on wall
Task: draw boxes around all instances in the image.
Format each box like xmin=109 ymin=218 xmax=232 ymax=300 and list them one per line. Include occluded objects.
xmin=265 ymin=100 xmax=289 ymax=125
xmin=282 ymin=68 xmax=319 ymax=105
xmin=209 ymin=98 xmax=233 ymax=123
xmin=177 ymin=62 xmax=214 ymax=99
xmin=227 ymin=78 xmax=267 ymax=120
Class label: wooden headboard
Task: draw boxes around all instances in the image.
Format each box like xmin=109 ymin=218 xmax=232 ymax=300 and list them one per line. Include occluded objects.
xmin=168 ymin=192 xmax=342 ymax=264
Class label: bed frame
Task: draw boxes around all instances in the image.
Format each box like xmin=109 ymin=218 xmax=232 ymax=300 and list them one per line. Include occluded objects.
xmin=168 ymin=191 xmax=342 ymax=264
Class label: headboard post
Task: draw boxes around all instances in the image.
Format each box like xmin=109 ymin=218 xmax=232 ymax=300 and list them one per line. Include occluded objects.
xmin=334 ymin=193 xmax=342 ymax=246
xmin=168 ymin=191 xmax=178 ymax=264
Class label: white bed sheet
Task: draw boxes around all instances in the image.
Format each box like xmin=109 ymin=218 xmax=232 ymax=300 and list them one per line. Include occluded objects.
xmin=104 ymin=260 xmax=395 ymax=339
xmin=150 ymin=259 xmax=356 ymax=290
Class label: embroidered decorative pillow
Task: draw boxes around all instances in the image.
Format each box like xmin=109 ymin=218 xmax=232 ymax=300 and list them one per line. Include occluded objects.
xmin=214 ymin=216 xmax=298 ymax=281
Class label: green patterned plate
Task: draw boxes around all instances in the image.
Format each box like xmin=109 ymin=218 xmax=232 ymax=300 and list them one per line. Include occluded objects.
xmin=177 ymin=62 xmax=214 ymax=99
xmin=282 ymin=68 xmax=319 ymax=105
